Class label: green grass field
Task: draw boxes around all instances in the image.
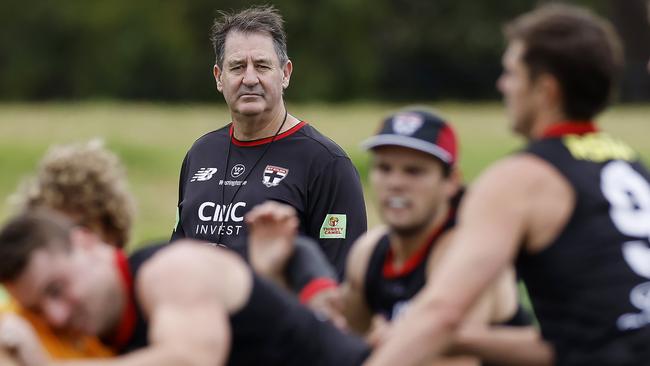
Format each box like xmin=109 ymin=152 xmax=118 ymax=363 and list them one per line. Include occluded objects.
xmin=1 ymin=102 xmax=648 ymax=251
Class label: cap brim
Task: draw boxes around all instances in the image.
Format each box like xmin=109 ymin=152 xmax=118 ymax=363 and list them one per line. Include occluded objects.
xmin=361 ymin=134 xmax=452 ymax=164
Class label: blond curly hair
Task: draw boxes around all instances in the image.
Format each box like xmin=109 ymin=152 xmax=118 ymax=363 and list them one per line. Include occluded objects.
xmin=11 ymin=140 xmax=135 ymax=248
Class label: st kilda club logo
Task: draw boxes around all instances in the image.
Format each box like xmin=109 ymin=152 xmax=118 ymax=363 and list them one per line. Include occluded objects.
xmin=262 ymin=165 xmax=289 ymax=187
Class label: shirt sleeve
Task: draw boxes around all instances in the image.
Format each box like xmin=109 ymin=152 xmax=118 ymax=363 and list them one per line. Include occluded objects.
xmin=170 ymin=154 xmax=189 ymax=242
xmin=306 ymin=155 xmax=367 ymax=279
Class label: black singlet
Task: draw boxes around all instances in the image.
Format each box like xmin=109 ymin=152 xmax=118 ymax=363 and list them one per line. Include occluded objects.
xmin=518 ymin=125 xmax=650 ymax=365
xmin=115 ymin=244 xmax=370 ymax=366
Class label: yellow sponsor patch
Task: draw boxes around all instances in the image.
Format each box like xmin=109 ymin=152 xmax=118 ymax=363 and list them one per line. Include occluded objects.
xmin=564 ymin=133 xmax=637 ymax=162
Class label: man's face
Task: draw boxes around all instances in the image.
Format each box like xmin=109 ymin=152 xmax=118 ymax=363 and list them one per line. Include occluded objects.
xmin=4 ymin=234 xmax=122 ymax=337
xmin=214 ymin=31 xmax=292 ymax=117
xmin=497 ymin=40 xmax=539 ymax=138
xmin=370 ymin=146 xmax=456 ymax=236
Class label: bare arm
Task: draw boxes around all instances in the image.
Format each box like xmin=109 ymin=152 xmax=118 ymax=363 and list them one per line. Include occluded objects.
xmin=450 ymin=267 xmax=553 ymax=366
xmin=365 ymin=156 xmax=548 ymax=366
xmin=340 ymin=227 xmax=386 ymax=335
xmin=453 ymin=325 xmax=553 ymax=366
xmin=55 ymin=242 xmax=247 ymax=366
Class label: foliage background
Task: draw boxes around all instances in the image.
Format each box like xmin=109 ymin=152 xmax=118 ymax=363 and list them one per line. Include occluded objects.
xmin=1 ymin=0 xmax=648 ymax=102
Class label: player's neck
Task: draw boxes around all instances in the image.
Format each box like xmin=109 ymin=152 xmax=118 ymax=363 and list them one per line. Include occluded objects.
xmin=528 ymin=106 xmax=567 ymax=140
xmin=389 ymin=203 xmax=450 ymax=267
xmin=231 ymin=107 xmax=299 ymax=141
xmin=101 ymin=249 xmax=130 ymax=344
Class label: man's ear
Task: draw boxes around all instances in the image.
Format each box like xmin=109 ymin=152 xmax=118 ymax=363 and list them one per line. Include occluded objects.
xmin=445 ymin=166 xmax=462 ymax=200
xmin=282 ymin=60 xmax=293 ymax=89
xmin=213 ymin=64 xmax=223 ymax=92
xmin=535 ymin=73 xmax=563 ymax=112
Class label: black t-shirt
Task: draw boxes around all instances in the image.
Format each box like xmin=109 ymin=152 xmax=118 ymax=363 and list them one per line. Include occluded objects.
xmin=171 ymin=122 xmax=367 ymax=277
xmin=118 ymin=244 xmax=370 ymax=366
xmin=519 ymin=131 xmax=650 ymax=365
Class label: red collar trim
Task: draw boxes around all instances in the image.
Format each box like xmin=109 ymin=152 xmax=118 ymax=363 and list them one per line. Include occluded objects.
xmin=383 ymin=209 xmax=454 ymax=278
xmin=230 ymin=121 xmax=307 ymax=147
xmin=541 ymin=121 xmax=598 ymax=138
xmin=110 ymin=250 xmax=137 ymax=351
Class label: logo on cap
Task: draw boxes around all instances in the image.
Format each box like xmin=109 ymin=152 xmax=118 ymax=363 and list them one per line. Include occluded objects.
xmin=392 ymin=112 xmax=424 ymax=136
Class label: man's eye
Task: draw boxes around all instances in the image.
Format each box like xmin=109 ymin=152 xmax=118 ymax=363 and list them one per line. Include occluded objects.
xmin=45 ymin=282 xmax=63 ymax=299
xmin=405 ymin=167 xmax=423 ymax=176
xmin=374 ymin=163 xmax=390 ymax=173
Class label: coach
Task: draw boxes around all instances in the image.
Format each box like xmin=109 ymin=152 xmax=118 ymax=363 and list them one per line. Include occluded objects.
xmin=171 ymin=5 xmax=366 ymax=277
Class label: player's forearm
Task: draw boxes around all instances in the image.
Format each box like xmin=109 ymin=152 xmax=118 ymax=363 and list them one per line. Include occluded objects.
xmin=0 ymin=348 xmax=19 ymax=366
xmin=451 ymin=325 xmax=554 ymax=366
xmin=364 ymin=299 xmax=462 ymax=366
xmin=52 ymin=345 xmax=224 ymax=366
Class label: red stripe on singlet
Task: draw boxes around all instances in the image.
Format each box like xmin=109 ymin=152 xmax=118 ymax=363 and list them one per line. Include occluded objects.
xmin=542 ymin=121 xmax=598 ymax=138
xmin=383 ymin=209 xmax=455 ymax=278
xmin=110 ymin=250 xmax=137 ymax=351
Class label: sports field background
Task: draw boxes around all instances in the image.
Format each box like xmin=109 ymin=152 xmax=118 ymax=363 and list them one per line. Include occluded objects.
xmin=1 ymin=102 xmax=648 ymax=251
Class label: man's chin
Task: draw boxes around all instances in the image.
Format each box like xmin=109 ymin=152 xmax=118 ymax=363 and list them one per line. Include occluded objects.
xmin=235 ymin=103 xmax=266 ymax=116
xmin=387 ymin=219 xmax=428 ymax=238
xmin=55 ymin=324 xmax=89 ymax=338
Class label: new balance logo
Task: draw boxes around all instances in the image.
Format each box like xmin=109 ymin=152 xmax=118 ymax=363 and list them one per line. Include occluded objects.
xmin=191 ymin=168 xmax=218 ymax=182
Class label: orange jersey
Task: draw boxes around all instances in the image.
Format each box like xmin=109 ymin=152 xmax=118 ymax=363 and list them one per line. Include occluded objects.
xmin=0 ymin=287 xmax=113 ymax=359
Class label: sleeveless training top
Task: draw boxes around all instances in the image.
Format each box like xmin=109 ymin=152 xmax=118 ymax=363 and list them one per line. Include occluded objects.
xmin=116 ymin=244 xmax=370 ymax=366
xmin=518 ymin=124 xmax=650 ymax=365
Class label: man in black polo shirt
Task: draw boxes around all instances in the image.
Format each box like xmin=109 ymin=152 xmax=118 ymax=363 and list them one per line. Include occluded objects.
xmin=171 ymin=5 xmax=366 ymax=277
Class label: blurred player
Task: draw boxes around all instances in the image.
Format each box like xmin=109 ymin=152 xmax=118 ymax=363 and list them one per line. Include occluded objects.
xmin=0 ymin=211 xmax=370 ymax=366
xmin=348 ymin=109 xmax=548 ymax=365
xmin=367 ymin=4 xmax=650 ymax=366
xmin=247 ymin=110 xmax=551 ymax=365
xmin=0 ymin=139 xmax=135 ymax=361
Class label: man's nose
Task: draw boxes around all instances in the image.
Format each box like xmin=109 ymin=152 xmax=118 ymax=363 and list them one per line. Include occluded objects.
xmin=496 ymin=73 xmax=505 ymax=94
xmin=43 ymin=300 xmax=72 ymax=329
xmin=242 ymin=64 xmax=259 ymax=86
xmin=384 ymin=171 xmax=407 ymax=189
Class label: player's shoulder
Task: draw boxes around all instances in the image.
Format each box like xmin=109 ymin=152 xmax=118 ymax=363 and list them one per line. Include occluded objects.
xmin=352 ymin=226 xmax=388 ymax=255
xmin=464 ymin=153 xmax=573 ymax=227
xmin=346 ymin=226 xmax=388 ymax=284
xmin=188 ymin=124 xmax=230 ymax=151
xmin=135 ymin=240 xmax=252 ymax=313
xmin=474 ymin=154 xmax=563 ymax=195
xmin=141 ymin=240 xmax=242 ymax=275
xmin=295 ymin=123 xmax=350 ymax=159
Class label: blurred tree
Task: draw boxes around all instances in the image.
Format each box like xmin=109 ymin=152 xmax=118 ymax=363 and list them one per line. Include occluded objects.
xmin=0 ymin=0 xmax=645 ymax=102
xmin=608 ymin=0 xmax=650 ymax=101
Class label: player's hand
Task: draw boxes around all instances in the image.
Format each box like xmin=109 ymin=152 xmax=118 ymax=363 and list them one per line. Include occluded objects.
xmin=246 ymin=201 xmax=299 ymax=284
xmin=0 ymin=347 xmax=20 ymax=366
xmin=366 ymin=314 xmax=390 ymax=347
xmin=307 ymin=287 xmax=348 ymax=330
xmin=0 ymin=314 xmax=49 ymax=366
